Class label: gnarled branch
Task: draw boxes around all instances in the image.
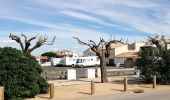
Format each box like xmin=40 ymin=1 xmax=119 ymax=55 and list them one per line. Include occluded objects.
xmin=27 ymin=36 xmax=48 ymax=54
xmin=73 ymin=37 xmax=93 ymax=47
xmin=9 ymin=33 xmax=24 ymax=51
xmin=9 ymin=33 xmax=55 ymax=54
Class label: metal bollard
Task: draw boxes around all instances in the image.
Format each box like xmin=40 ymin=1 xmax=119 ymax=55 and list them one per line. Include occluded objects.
xmin=91 ymin=80 xmax=95 ymax=95
xmin=153 ymin=75 xmax=156 ymax=89
xmin=124 ymin=77 xmax=128 ymax=92
xmin=49 ymin=83 xmax=54 ymax=99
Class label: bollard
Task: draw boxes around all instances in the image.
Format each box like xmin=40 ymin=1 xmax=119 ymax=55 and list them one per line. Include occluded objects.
xmin=45 ymin=72 xmax=47 ymax=80
xmin=0 ymin=86 xmax=4 ymax=100
xmin=91 ymin=80 xmax=95 ymax=95
xmin=124 ymin=77 xmax=128 ymax=92
xmin=49 ymin=83 xmax=54 ymax=99
xmin=153 ymin=75 xmax=156 ymax=89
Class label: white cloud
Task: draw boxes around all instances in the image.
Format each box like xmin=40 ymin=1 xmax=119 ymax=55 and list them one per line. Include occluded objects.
xmin=0 ymin=40 xmax=16 ymax=47
xmin=36 ymin=0 xmax=170 ymax=34
xmin=100 ymin=0 xmax=159 ymax=8
xmin=0 ymin=0 xmax=170 ymax=54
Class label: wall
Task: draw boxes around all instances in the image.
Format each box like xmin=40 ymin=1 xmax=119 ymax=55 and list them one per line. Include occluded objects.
xmin=134 ymin=43 xmax=146 ymax=51
xmin=83 ymin=48 xmax=96 ymax=56
xmin=115 ymin=45 xmax=128 ymax=56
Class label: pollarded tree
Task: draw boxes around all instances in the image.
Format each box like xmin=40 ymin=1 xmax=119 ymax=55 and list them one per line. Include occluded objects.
xmin=148 ymin=35 xmax=170 ymax=84
xmin=136 ymin=35 xmax=170 ymax=84
xmin=148 ymin=35 xmax=170 ymax=52
xmin=9 ymin=33 xmax=56 ymax=54
xmin=73 ymin=36 xmax=124 ymax=83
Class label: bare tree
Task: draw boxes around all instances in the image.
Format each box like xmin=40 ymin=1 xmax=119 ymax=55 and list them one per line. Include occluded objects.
xmin=9 ymin=33 xmax=56 ymax=54
xmin=148 ymin=35 xmax=170 ymax=52
xmin=73 ymin=36 xmax=124 ymax=83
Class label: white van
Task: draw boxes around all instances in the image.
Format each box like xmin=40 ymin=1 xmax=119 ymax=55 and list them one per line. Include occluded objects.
xmin=51 ymin=58 xmax=64 ymax=67
xmin=60 ymin=57 xmax=79 ymax=67
xmin=76 ymin=56 xmax=100 ymax=68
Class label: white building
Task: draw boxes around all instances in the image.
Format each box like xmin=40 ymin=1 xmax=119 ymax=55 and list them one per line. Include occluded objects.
xmin=83 ymin=42 xmax=147 ymax=67
xmin=114 ymin=52 xmax=139 ymax=67
xmin=83 ymin=43 xmax=128 ymax=65
xmin=128 ymin=42 xmax=146 ymax=51
xmin=114 ymin=42 xmax=145 ymax=67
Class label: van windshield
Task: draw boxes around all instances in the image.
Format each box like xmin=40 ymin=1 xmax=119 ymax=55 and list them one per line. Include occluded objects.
xmin=77 ymin=59 xmax=85 ymax=63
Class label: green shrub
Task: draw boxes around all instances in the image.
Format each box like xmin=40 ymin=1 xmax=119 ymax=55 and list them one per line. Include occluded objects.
xmin=0 ymin=47 xmax=48 ymax=99
xmin=136 ymin=47 xmax=170 ymax=84
xmin=38 ymin=77 xmax=49 ymax=93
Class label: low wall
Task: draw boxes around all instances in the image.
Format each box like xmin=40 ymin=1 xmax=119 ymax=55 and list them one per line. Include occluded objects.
xmin=76 ymin=68 xmax=96 ymax=79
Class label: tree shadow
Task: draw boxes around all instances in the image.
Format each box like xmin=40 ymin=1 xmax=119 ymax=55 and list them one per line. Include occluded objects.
xmin=37 ymin=95 xmax=50 ymax=99
xmin=139 ymin=85 xmax=151 ymax=88
xmin=110 ymin=89 xmax=124 ymax=92
xmin=78 ymin=92 xmax=91 ymax=95
xmin=110 ymin=80 xmax=124 ymax=85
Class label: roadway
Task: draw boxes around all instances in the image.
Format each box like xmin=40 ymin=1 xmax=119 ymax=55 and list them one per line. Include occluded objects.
xmin=79 ymin=89 xmax=170 ymax=100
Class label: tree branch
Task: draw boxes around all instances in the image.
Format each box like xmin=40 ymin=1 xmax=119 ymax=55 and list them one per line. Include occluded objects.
xmin=27 ymin=37 xmax=36 ymax=42
xmin=44 ymin=36 xmax=56 ymax=45
xmin=9 ymin=33 xmax=24 ymax=52
xmin=160 ymin=36 xmax=167 ymax=50
xmin=88 ymin=40 xmax=96 ymax=46
xmin=73 ymin=37 xmax=93 ymax=47
xmin=21 ymin=33 xmax=36 ymax=52
xmin=27 ymin=37 xmax=47 ymax=54
xmin=148 ymin=36 xmax=162 ymax=53
xmin=21 ymin=33 xmax=27 ymax=43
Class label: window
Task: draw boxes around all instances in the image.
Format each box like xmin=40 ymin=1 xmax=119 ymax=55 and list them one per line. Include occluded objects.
xmin=77 ymin=59 xmax=82 ymax=63
xmin=83 ymin=59 xmax=86 ymax=62
xmin=87 ymin=59 xmax=90 ymax=62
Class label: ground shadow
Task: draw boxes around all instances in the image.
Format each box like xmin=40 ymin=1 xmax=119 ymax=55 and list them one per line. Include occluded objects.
xmin=78 ymin=92 xmax=91 ymax=95
xmin=139 ymin=85 xmax=151 ymax=88
xmin=110 ymin=80 xmax=124 ymax=85
xmin=110 ymin=89 xmax=124 ymax=92
xmin=37 ymin=95 xmax=50 ymax=99
xmin=128 ymin=80 xmax=144 ymax=84
xmin=76 ymin=79 xmax=101 ymax=83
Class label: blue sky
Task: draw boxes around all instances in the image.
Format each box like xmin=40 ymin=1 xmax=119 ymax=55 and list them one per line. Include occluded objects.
xmin=0 ymin=0 xmax=170 ymax=54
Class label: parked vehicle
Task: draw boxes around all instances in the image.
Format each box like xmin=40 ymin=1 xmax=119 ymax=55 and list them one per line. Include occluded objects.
xmin=60 ymin=57 xmax=79 ymax=67
xmin=51 ymin=58 xmax=64 ymax=67
xmin=76 ymin=56 xmax=100 ymax=68
xmin=41 ymin=62 xmax=51 ymax=67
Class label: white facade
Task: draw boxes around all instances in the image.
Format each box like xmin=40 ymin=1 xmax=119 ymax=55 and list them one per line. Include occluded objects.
xmin=83 ymin=42 xmax=146 ymax=66
xmin=85 ymin=68 xmax=96 ymax=79
xmin=129 ymin=42 xmax=146 ymax=51
xmin=114 ymin=45 xmax=128 ymax=57
xmin=66 ymin=69 xmax=76 ymax=80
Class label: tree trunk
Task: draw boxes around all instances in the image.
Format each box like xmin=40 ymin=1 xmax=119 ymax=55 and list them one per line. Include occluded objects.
xmin=100 ymin=55 xmax=108 ymax=83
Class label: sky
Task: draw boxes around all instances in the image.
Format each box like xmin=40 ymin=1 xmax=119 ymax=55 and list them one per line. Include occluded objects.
xmin=0 ymin=0 xmax=170 ymax=55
